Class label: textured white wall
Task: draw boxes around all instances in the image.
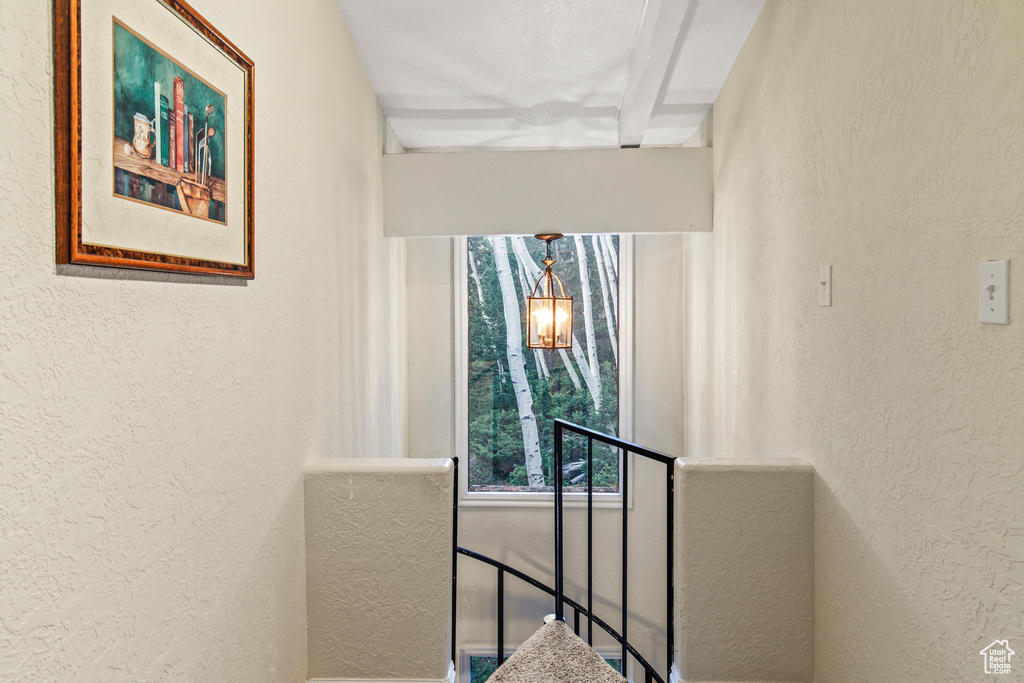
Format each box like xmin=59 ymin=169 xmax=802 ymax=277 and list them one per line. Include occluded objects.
xmin=711 ymin=1 xmax=1024 ymax=680
xmin=304 ymin=459 xmax=453 ymax=681
xmin=674 ymin=459 xmax=814 ymax=682
xmin=0 ymin=0 xmax=399 ymax=680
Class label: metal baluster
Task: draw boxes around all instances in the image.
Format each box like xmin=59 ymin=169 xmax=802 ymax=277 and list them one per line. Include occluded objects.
xmin=587 ymin=436 xmax=594 ymax=645
xmin=574 ymin=605 xmax=580 ymax=636
xmin=666 ymin=462 xmax=675 ymax=680
xmin=621 ymin=447 xmax=629 ymax=673
xmin=452 ymin=456 xmax=459 ymax=666
xmin=554 ymin=421 xmax=564 ymax=621
xmin=497 ymin=568 xmax=505 ymax=665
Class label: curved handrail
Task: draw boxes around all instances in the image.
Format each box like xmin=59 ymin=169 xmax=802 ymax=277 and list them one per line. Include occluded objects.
xmin=456 ymin=546 xmax=667 ymax=683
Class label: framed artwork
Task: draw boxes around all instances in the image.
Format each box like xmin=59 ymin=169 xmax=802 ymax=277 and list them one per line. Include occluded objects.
xmin=54 ymin=0 xmax=255 ymax=278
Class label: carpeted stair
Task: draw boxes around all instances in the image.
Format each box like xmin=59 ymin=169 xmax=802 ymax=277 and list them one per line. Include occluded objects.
xmin=487 ymin=620 xmax=627 ymax=683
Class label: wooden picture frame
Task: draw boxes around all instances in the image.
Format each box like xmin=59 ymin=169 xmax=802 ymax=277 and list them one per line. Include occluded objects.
xmin=54 ymin=0 xmax=255 ymax=278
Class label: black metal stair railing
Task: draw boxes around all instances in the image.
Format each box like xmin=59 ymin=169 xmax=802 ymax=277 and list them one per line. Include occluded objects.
xmin=452 ymin=419 xmax=676 ymax=683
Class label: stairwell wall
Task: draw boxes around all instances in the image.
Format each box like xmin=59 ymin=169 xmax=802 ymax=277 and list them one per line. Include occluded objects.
xmin=0 ymin=0 xmax=400 ymax=680
xmin=708 ymin=0 xmax=1024 ymax=680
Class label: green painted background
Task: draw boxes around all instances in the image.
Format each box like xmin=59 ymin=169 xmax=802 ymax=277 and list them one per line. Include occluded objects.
xmin=113 ymin=19 xmax=226 ymax=180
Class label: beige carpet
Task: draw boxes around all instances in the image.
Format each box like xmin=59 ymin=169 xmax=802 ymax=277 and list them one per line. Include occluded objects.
xmin=488 ymin=620 xmax=627 ymax=683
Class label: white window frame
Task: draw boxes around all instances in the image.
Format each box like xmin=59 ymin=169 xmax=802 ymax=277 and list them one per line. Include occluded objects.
xmin=454 ymin=234 xmax=635 ymax=508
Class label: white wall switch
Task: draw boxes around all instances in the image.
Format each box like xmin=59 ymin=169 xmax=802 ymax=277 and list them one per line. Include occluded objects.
xmin=979 ymin=259 xmax=1010 ymax=325
xmin=818 ymin=266 xmax=832 ymax=306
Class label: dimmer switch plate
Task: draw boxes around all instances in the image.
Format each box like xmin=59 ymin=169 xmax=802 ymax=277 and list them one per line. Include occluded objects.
xmin=818 ymin=266 xmax=832 ymax=306
xmin=979 ymin=260 xmax=1010 ymax=325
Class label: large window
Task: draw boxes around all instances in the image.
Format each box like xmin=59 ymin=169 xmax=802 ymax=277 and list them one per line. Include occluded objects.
xmin=465 ymin=235 xmax=621 ymax=493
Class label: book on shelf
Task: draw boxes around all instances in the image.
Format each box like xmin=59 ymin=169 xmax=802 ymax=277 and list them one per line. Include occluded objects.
xmin=188 ymin=113 xmax=195 ymax=177
xmin=173 ymin=77 xmax=184 ymax=173
xmin=115 ymin=168 xmax=129 ymax=196
xmin=182 ymin=104 xmax=190 ymax=173
xmin=153 ymin=82 xmax=162 ymax=167
xmin=158 ymin=93 xmax=169 ymax=167
xmin=169 ymin=116 xmax=176 ymax=170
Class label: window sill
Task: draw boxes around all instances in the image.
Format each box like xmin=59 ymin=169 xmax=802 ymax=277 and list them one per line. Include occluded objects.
xmin=459 ymin=491 xmax=624 ymax=509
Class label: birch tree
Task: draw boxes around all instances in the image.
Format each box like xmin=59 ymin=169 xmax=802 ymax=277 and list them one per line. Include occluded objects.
xmin=470 ymin=249 xmax=506 ymax=385
xmin=599 ymin=235 xmax=618 ymax=323
xmin=602 ymin=234 xmax=619 ymax=278
xmin=569 ymin=332 xmax=601 ymax=410
xmin=573 ymin=235 xmax=602 ymax=403
xmin=469 ymin=250 xmax=486 ymax=306
xmin=592 ymin=235 xmax=618 ymax=367
xmin=534 ymin=339 xmax=551 ymax=380
xmin=491 ymin=237 xmax=545 ymax=488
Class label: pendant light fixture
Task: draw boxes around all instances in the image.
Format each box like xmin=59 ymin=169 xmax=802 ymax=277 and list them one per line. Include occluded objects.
xmin=527 ymin=234 xmax=573 ymax=350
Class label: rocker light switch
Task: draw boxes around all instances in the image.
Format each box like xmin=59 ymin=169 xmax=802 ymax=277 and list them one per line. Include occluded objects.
xmin=979 ymin=260 xmax=1010 ymax=325
xmin=818 ymin=266 xmax=832 ymax=306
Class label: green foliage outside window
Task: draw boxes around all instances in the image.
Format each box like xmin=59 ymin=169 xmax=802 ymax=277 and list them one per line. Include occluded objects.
xmin=467 ymin=235 xmax=620 ymax=492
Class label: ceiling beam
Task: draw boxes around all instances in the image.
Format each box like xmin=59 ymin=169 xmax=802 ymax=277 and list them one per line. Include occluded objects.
xmin=383 ymin=147 xmax=713 ymax=236
xmin=617 ymin=0 xmax=694 ymax=147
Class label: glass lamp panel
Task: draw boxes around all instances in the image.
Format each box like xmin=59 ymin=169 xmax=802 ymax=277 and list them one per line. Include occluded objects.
xmin=553 ymin=297 xmax=572 ymax=348
xmin=528 ymin=296 xmax=554 ymax=349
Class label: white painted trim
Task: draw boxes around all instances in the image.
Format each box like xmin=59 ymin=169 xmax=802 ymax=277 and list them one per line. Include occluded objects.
xmin=389 ymin=236 xmax=408 ymax=459
xmin=618 ymin=234 xmax=636 ymax=509
xmin=454 ymin=235 xmax=636 ymax=508
xmin=311 ymin=662 xmax=456 ymax=683
xmin=457 ymin=493 xmax=624 ymax=509
xmin=453 ymin=236 xmax=469 ymax=500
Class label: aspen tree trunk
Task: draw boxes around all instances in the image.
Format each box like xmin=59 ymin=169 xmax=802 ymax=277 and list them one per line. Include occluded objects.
xmin=491 ymin=237 xmax=545 ymax=488
xmin=573 ymin=235 xmax=602 ymax=401
xmin=510 ymin=236 xmax=540 ymax=279
xmin=599 ymin=235 xmax=618 ymax=323
xmin=602 ymin=234 xmax=619 ymax=277
xmin=470 ymin=249 xmax=507 ymax=385
xmin=469 ymin=250 xmax=486 ymax=305
xmin=592 ymin=235 xmax=618 ymax=367
xmin=536 ymin=347 xmax=550 ymax=380
xmin=570 ymin=341 xmax=601 ymax=410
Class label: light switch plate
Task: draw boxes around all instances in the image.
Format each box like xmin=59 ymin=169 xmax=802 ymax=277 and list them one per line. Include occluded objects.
xmin=979 ymin=259 xmax=1010 ymax=325
xmin=818 ymin=266 xmax=832 ymax=306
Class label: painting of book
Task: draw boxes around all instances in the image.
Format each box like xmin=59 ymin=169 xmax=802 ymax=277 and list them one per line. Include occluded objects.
xmin=112 ymin=19 xmax=227 ymax=223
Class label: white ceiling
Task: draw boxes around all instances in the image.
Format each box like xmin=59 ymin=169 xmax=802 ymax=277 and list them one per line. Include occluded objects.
xmin=336 ymin=0 xmax=765 ymax=150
